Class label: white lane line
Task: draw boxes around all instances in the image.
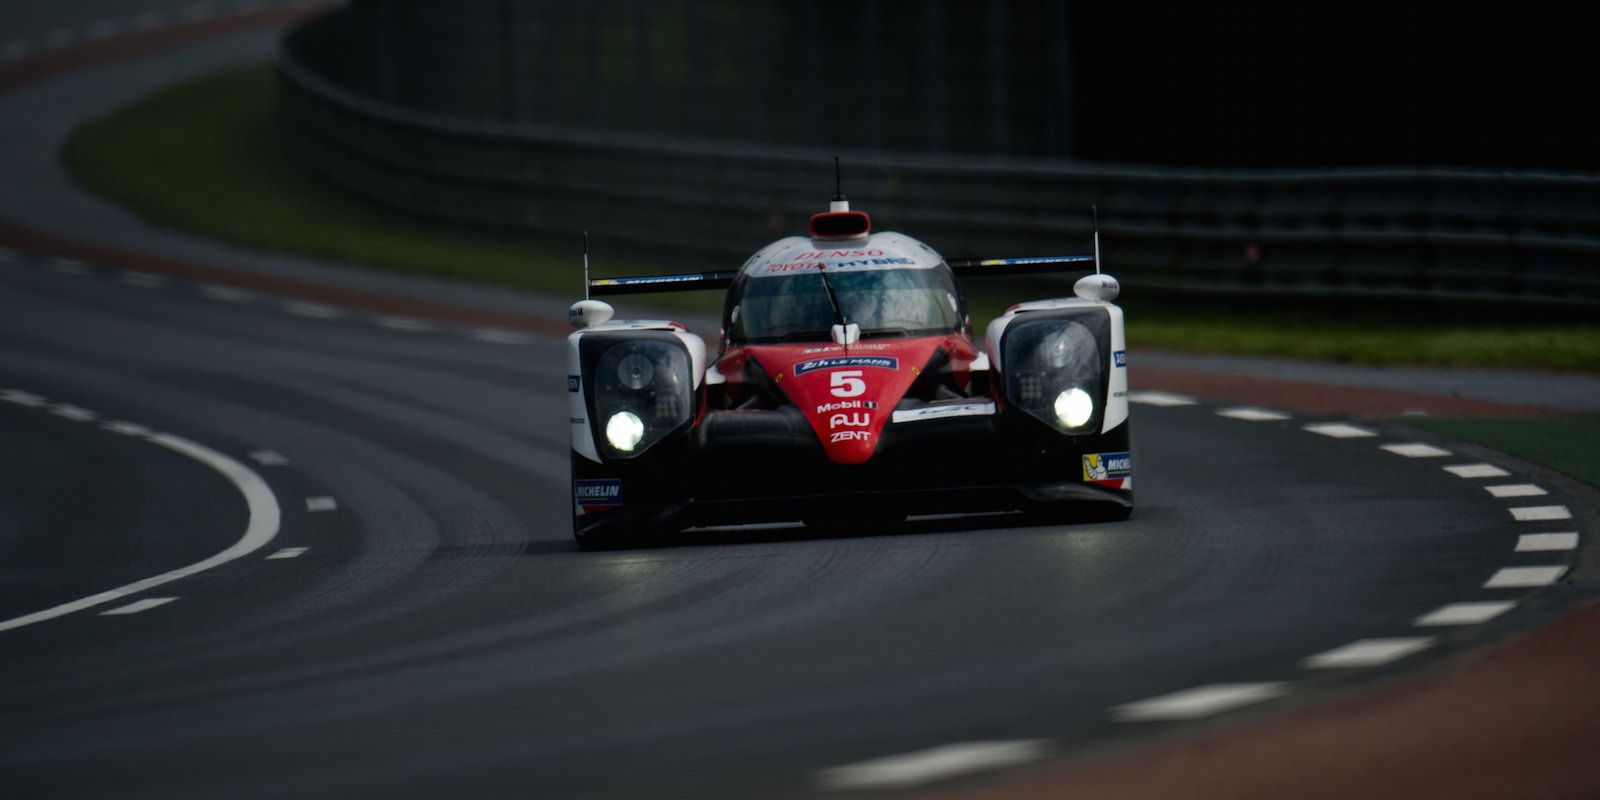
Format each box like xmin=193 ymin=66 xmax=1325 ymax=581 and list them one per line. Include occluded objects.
xmin=44 ymin=28 xmax=75 ymax=49
xmin=1380 ymin=442 xmax=1452 ymax=458
xmin=1127 ymin=391 xmax=1197 ymax=407
xmin=1111 ymin=683 xmax=1290 ymax=722
xmin=471 ymin=328 xmax=536 ymax=345
xmin=377 ymin=316 xmax=438 ymax=332
xmin=1484 ymin=484 xmax=1547 ymax=499
xmin=50 ymin=404 xmax=97 ymax=422
xmin=1443 ymin=463 xmax=1510 ymax=479
xmin=1216 ymin=407 xmax=1290 ymax=421
xmin=98 ymin=597 xmax=178 ymax=616
xmin=283 ymin=301 xmax=343 ymax=319
xmin=249 ymin=449 xmax=289 ymax=466
xmin=266 ymin=547 xmax=308 ymax=560
xmin=1509 ymin=505 xmax=1571 ymax=522
xmin=1517 ymin=532 xmax=1579 ymax=552
xmin=122 ymin=271 xmax=170 ymax=288
xmin=199 ymin=284 xmax=257 ymax=302
xmin=1302 ymin=637 xmax=1435 ymax=669
xmin=816 ymin=741 xmax=1048 ymax=791
xmin=0 ymin=433 xmax=281 ymax=633
xmin=48 ymin=257 xmax=88 ymax=274
xmin=1415 ymin=601 xmax=1516 ymax=626
xmin=305 ymin=496 xmax=338 ymax=512
xmin=1 ymin=389 xmax=48 ymax=407
xmin=102 ymin=420 xmax=153 ymax=437
xmin=1303 ymin=422 xmax=1378 ymax=438
xmin=1484 ymin=566 xmax=1567 ymax=589
xmin=2 ymin=41 xmax=30 ymax=61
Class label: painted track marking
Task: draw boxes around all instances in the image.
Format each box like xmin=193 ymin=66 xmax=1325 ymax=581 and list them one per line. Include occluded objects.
xmin=1509 ymin=505 xmax=1572 ymax=522
xmin=122 ymin=271 xmax=169 ymax=288
xmin=1415 ymin=602 xmax=1516 ymax=626
xmin=266 ymin=547 xmax=308 ymax=559
xmin=199 ymin=284 xmax=256 ymax=302
xmin=1484 ymin=566 xmax=1568 ymax=588
xmin=1303 ymin=637 xmax=1435 ymax=669
xmin=1444 ymin=463 xmax=1510 ymax=479
xmin=283 ymin=301 xmax=342 ymax=319
xmin=102 ymin=420 xmax=153 ymax=436
xmin=1112 ymin=683 xmax=1290 ymax=721
xmin=305 ymin=496 xmax=337 ymax=512
xmin=249 ymin=449 xmax=289 ymax=466
xmin=0 ymin=432 xmax=281 ymax=633
xmin=1126 ymin=391 xmax=1196 ymax=407
xmin=816 ymin=741 xmax=1048 ymax=791
xmin=377 ymin=316 xmax=437 ymax=332
xmin=1380 ymin=442 xmax=1452 ymax=458
xmin=1216 ymin=407 xmax=1290 ymax=421
xmin=99 ymin=597 xmax=177 ymax=615
xmin=50 ymin=404 xmax=97 ymax=422
xmin=1303 ymin=422 xmax=1378 ymax=438
xmin=1485 ymin=484 xmax=1547 ymax=498
xmin=1517 ymin=532 xmax=1579 ymax=552
xmin=2 ymin=389 xmax=47 ymax=407
xmin=471 ymin=328 xmax=535 ymax=345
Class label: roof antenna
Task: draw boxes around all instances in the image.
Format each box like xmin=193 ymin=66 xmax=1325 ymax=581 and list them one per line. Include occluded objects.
xmin=582 ymin=230 xmax=591 ymax=300
xmin=1091 ymin=205 xmax=1102 ymax=275
xmin=830 ymin=156 xmax=849 ymax=212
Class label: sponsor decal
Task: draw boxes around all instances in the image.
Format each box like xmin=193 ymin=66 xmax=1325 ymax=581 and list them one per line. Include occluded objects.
xmin=816 ymin=400 xmax=877 ymax=414
xmin=569 ymin=417 xmax=586 ymax=424
xmin=829 ymin=412 xmax=870 ymax=428
xmin=1082 ymin=452 xmax=1132 ymax=481
xmin=567 ymin=375 xmax=581 ymax=392
xmin=1113 ymin=350 xmax=1127 ymax=367
xmin=797 ymin=249 xmax=885 ymax=259
xmin=890 ymin=401 xmax=996 ymax=423
xmin=802 ymin=343 xmax=892 ymax=354
xmin=794 ymin=356 xmax=899 ymax=376
xmin=574 ymin=479 xmax=623 ymax=509
xmin=830 ymin=430 xmax=871 ymax=443
xmin=766 ymin=261 xmax=825 ymax=273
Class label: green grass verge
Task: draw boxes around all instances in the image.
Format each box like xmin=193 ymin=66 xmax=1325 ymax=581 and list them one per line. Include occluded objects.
xmin=63 ymin=62 xmax=1600 ymax=373
xmin=1405 ymin=416 xmax=1600 ymax=489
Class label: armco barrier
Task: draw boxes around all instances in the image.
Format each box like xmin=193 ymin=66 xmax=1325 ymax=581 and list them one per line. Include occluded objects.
xmin=277 ymin=18 xmax=1600 ymax=309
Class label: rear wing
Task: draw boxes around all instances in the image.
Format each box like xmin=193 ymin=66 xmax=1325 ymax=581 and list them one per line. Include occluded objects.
xmin=946 ymin=255 xmax=1095 ymax=277
xmin=587 ymin=256 xmax=1097 ymax=296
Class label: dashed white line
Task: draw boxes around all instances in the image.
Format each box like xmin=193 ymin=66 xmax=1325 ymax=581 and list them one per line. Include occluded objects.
xmin=1302 ymin=637 xmax=1435 ymax=669
xmin=48 ymin=257 xmax=88 ymax=274
xmin=1484 ymin=566 xmax=1567 ymax=588
xmin=102 ymin=421 xmax=153 ymax=437
xmin=1509 ymin=505 xmax=1572 ymax=522
xmin=305 ymin=496 xmax=338 ymax=512
xmin=1443 ymin=463 xmax=1511 ymax=479
xmin=199 ymin=284 xmax=256 ymax=302
xmin=1216 ymin=407 xmax=1290 ymax=421
xmin=50 ymin=404 xmax=97 ymax=422
xmin=816 ymin=741 xmax=1048 ymax=791
xmin=283 ymin=301 xmax=343 ymax=319
xmin=1484 ymin=484 xmax=1547 ymax=499
xmin=1126 ymin=391 xmax=1196 ymax=407
xmin=1303 ymin=422 xmax=1378 ymax=439
xmin=0 ymin=432 xmax=280 ymax=633
xmin=1516 ymin=532 xmax=1579 ymax=552
xmin=98 ymin=597 xmax=178 ymax=616
xmin=266 ymin=547 xmax=308 ymax=560
xmin=1 ymin=389 xmax=47 ymax=407
xmin=249 ymin=449 xmax=289 ymax=466
xmin=377 ymin=316 xmax=438 ymax=332
xmin=1379 ymin=442 xmax=1452 ymax=458
xmin=122 ymin=271 xmax=169 ymax=288
xmin=1111 ymin=683 xmax=1290 ymax=721
xmin=1415 ymin=601 xmax=1516 ymax=626
xmin=471 ymin=328 xmax=535 ymax=345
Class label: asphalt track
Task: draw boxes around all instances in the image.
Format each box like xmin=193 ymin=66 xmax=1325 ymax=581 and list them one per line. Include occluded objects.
xmin=1 ymin=6 xmax=1596 ymax=800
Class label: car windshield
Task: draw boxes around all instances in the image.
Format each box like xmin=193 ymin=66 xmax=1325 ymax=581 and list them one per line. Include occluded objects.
xmin=729 ymin=267 xmax=963 ymax=343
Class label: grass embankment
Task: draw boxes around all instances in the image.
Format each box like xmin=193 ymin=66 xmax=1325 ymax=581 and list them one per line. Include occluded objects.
xmin=64 ymin=63 xmax=1600 ymax=373
xmin=1404 ymin=416 xmax=1600 ymax=489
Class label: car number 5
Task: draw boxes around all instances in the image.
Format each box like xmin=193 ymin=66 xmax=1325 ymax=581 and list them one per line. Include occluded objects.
xmin=830 ymin=370 xmax=865 ymax=398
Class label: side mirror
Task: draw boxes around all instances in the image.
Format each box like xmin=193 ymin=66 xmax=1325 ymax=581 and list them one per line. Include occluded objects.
xmin=1073 ymin=274 xmax=1120 ymax=303
xmin=569 ymin=299 xmax=615 ymax=329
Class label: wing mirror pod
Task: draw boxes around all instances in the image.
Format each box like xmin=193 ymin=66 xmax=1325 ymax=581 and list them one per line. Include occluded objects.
xmin=1073 ymin=274 xmax=1120 ymax=303
xmin=570 ymin=299 xmax=615 ymax=329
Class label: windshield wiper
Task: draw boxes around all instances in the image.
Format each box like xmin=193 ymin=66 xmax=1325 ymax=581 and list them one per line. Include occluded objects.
xmin=817 ymin=269 xmax=847 ymax=328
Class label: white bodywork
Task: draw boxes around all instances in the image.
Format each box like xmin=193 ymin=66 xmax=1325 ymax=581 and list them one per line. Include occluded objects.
xmin=568 ymin=320 xmax=707 ymax=463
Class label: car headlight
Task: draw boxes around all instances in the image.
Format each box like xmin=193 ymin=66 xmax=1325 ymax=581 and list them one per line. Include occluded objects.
xmin=1002 ymin=315 xmax=1105 ymax=434
xmin=592 ymin=339 xmax=693 ymax=458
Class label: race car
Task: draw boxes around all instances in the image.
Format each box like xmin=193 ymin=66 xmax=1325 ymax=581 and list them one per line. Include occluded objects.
xmin=567 ymin=194 xmax=1131 ymax=548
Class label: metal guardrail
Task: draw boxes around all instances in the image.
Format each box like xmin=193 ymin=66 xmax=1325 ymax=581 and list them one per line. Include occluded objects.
xmin=278 ymin=14 xmax=1600 ymax=309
